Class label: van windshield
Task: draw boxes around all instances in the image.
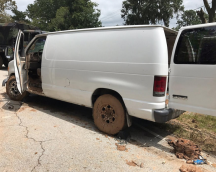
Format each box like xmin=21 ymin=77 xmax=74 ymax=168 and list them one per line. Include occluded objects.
xmin=174 ymin=26 xmax=216 ymax=65
xmin=28 ymin=37 xmax=47 ymax=54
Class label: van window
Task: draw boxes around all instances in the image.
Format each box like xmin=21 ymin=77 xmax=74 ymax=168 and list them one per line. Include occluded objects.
xmin=27 ymin=37 xmax=46 ymax=54
xmin=174 ymin=26 xmax=216 ymax=64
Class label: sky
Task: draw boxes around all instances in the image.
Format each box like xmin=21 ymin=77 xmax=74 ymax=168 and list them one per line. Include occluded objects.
xmin=13 ymin=0 xmax=209 ymax=28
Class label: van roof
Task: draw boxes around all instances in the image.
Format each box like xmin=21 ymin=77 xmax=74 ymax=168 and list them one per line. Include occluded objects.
xmin=36 ymin=25 xmax=178 ymax=37
xmin=180 ymin=22 xmax=216 ymax=30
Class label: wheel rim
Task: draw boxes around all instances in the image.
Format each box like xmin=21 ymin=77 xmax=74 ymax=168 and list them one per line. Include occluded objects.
xmin=100 ymin=104 xmax=116 ymax=124
xmin=9 ymin=81 xmax=20 ymax=97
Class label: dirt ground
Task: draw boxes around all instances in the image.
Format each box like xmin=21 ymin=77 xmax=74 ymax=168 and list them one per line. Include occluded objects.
xmin=0 ymin=67 xmax=216 ymax=172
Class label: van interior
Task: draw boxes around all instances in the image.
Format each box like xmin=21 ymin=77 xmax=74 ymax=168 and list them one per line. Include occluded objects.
xmin=163 ymin=28 xmax=178 ymax=65
xmin=25 ymin=36 xmax=46 ymax=94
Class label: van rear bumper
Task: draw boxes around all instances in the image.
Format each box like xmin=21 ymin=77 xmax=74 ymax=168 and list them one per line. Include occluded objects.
xmin=153 ymin=108 xmax=184 ymax=123
xmin=123 ymin=98 xmax=184 ymax=122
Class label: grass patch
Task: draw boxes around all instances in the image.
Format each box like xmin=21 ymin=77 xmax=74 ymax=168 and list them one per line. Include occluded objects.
xmin=177 ymin=112 xmax=216 ymax=133
xmin=155 ymin=112 xmax=216 ymax=154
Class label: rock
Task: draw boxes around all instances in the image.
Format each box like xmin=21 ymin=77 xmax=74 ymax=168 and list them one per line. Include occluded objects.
xmin=186 ymin=160 xmax=194 ymax=164
xmin=140 ymin=163 xmax=144 ymax=168
xmin=212 ymin=164 xmax=216 ymax=168
xmin=206 ymin=161 xmax=211 ymax=165
xmin=179 ymin=164 xmax=204 ymax=172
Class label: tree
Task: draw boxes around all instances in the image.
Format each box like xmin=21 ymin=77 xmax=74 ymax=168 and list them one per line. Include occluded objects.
xmin=121 ymin=0 xmax=184 ymax=27
xmin=26 ymin=0 xmax=102 ymax=31
xmin=11 ymin=8 xmax=30 ymax=24
xmin=197 ymin=0 xmax=216 ymax=23
xmin=173 ymin=10 xmax=202 ymax=30
xmin=0 ymin=0 xmax=17 ymax=22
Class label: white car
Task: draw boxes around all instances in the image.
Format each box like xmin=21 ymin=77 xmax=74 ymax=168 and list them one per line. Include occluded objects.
xmin=2 ymin=24 xmax=216 ymax=135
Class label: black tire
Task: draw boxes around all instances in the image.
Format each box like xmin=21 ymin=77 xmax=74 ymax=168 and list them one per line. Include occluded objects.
xmin=0 ymin=56 xmax=3 ymax=69
xmin=93 ymin=94 xmax=126 ymax=135
xmin=6 ymin=75 xmax=29 ymax=101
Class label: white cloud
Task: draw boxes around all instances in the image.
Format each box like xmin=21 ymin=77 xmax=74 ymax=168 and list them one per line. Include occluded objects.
xmin=15 ymin=0 xmax=35 ymax=11
xmin=94 ymin=0 xmax=124 ymax=26
xmin=14 ymin=0 xmax=209 ymax=28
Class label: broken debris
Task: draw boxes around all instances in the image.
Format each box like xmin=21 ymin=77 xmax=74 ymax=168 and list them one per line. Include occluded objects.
xmin=126 ymin=160 xmax=137 ymax=167
xmin=212 ymin=164 xmax=216 ymax=168
xmin=193 ymin=159 xmax=207 ymax=165
xmin=179 ymin=164 xmax=204 ymax=172
xmin=168 ymin=138 xmax=201 ymax=160
xmin=126 ymin=160 xmax=145 ymax=168
xmin=115 ymin=143 xmax=127 ymax=151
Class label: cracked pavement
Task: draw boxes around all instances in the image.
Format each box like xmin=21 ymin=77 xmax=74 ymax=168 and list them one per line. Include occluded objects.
xmin=0 ymin=68 xmax=216 ymax=172
xmin=15 ymin=111 xmax=46 ymax=172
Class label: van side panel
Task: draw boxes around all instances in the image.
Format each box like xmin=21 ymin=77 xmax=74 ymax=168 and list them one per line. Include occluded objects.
xmin=41 ymin=27 xmax=168 ymax=121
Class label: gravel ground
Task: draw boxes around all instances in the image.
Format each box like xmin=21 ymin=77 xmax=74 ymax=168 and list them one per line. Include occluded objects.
xmin=0 ymin=67 xmax=216 ymax=172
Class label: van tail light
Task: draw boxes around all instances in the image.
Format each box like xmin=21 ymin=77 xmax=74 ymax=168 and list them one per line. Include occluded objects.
xmin=153 ymin=76 xmax=167 ymax=97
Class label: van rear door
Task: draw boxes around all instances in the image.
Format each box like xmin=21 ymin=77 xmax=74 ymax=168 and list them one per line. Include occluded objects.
xmin=14 ymin=30 xmax=27 ymax=93
xmin=169 ymin=25 xmax=216 ymax=117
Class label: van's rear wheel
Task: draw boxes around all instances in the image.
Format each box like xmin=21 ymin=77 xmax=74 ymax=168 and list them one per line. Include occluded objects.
xmin=6 ymin=75 xmax=29 ymax=101
xmin=93 ymin=94 xmax=126 ymax=135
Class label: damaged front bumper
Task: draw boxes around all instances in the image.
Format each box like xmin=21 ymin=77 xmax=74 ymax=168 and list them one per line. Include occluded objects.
xmin=2 ymin=77 xmax=9 ymax=87
xmin=154 ymin=108 xmax=184 ymax=123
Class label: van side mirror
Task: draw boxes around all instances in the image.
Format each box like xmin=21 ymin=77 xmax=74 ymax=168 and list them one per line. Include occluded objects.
xmin=5 ymin=46 xmax=13 ymax=60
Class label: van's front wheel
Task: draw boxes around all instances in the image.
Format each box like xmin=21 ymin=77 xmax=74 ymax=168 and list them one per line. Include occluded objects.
xmin=6 ymin=75 xmax=29 ymax=101
xmin=93 ymin=94 xmax=126 ymax=135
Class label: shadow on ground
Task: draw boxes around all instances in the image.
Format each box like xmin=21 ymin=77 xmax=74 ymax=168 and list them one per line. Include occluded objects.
xmin=1 ymin=91 xmax=174 ymax=155
xmin=0 ymin=67 xmax=8 ymax=71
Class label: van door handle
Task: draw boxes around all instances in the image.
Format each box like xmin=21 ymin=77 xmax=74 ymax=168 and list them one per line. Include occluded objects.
xmin=173 ymin=95 xmax=188 ymax=100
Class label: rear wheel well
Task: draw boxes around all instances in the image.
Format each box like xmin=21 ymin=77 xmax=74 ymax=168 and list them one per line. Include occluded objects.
xmin=9 ymin=73 xmax=15 ymax=78
xmin=92 ymin=88 xmax=125 ymax=108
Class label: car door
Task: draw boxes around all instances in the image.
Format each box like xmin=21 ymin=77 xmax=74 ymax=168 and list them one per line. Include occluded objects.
xmin=14 ymin=30 xmax=27 ymax=94
xmin=169 ymin=25 xmax=216 ymax=117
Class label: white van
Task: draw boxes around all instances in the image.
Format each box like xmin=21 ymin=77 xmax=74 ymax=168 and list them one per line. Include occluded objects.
xmin=2 ymin=24 xmax=216 ymax=135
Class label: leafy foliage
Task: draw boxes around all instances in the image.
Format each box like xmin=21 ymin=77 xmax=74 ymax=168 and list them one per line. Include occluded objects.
xmin=121 ymin=0 xmax=184 ymax=27
xmin=26 ymin=0 xmax=102 ymax=31
xmin=173 ymin=10 xmax=202 ymax=31
xmin=11 ymin=8 xmax=30 ymax=24
xmin=0 ymin=0 xmax=17 ymax=22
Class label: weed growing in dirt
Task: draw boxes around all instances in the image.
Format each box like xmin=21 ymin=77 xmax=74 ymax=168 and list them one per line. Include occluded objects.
xmin=177 ymin=113 xmax=216 ymax=133
xmin=155 ymin=112 xmax=216 ymax=154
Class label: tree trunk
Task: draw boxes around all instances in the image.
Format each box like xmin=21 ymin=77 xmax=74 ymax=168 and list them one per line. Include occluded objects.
xmin=197 ymin=8 xmax=207 ymax=23
xmin=209 ymin=13 xmax=214 ymax=22
xmin=202 ymin=0 xmax=216 ymax=23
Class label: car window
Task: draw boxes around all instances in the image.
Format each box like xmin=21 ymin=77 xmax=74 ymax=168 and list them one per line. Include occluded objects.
xmin=174 ymin=26 xmax=216 ymax=65
xmin=28 ymin=37 xmax=46 ymax=54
